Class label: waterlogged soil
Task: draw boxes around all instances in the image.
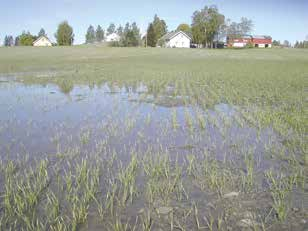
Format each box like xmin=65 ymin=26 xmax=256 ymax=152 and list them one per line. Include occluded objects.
xmin=0 ymin=81 xmax=307 ymax=231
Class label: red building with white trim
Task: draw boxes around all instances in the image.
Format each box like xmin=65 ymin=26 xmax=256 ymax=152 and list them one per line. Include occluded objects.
xmin=227 ymin=35 xmax=272 ymax=48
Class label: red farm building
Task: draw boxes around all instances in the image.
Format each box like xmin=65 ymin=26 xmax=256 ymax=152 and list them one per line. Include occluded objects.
xmin=227 ymin=35 xmax=272 ymax=48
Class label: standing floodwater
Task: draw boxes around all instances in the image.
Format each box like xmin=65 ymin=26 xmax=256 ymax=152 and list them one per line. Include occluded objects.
xmin=0 ymin=79 xmax=306 ymax=231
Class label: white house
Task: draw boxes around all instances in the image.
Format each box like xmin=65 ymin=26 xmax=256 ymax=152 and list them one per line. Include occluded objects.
xmin=33 ymin=36 xmax=52 ymax=46
xmin=106 ymin=33 xmax=120 ymax=42
xmin=159 ymin=31 xmax=191 ymax=48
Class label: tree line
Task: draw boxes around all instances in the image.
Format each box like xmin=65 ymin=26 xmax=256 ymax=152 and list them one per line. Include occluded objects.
xmin=85 ymin=22 xmax=141 ymax=47
xmin=2 ymin=5 xmax=307 ymax=48
xmin=271 ymin=39 xmax=308 ymax=48
xmin=145 ymin=6 xmax=254 ymax=48
xmin=3 ymin=21 xmax=74 ymax=46
xmin=294 ymin=40 xmax=308 ymax=48
xmin=4 ymin=28 xmax=46 ymax=46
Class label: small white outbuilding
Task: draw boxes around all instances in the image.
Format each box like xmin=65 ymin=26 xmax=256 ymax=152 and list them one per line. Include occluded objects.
xmin=159 ymin=31 xmax=191 ymax=48
xmin=33 ymin=36 xmax=52 ymax=46
xmin=106 ymin=33 xmax=120 ymax=42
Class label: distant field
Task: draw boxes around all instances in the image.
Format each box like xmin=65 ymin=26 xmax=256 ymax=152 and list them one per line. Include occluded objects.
xmin=0 ymin=46 xmax=307 ymax=230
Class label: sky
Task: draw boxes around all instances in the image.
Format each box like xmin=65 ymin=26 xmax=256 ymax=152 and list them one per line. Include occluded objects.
xmin=0 ymin=0 xmax=307 ymax=45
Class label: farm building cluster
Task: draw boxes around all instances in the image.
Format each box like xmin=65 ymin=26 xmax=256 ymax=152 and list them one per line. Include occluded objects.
xmin=227 ymin=35 xmax=272 ymax=48
xmin=157 ymin=31 xmax=272 ymax=49
xmin=31 ymin=31 xmax=272 ymax=49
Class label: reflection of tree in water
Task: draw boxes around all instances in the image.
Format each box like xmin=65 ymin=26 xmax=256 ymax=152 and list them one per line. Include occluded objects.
xmin=88 ymin=82 xmax=95 ymax=90
xmin=147 ymin=83 xmax=160 ymax=97
xmin=57 ymin=79 xmax=74 ymax=95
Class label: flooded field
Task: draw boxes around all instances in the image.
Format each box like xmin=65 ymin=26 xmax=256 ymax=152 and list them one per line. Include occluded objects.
xmin=0 ymin=47 xmax=307 ymax=230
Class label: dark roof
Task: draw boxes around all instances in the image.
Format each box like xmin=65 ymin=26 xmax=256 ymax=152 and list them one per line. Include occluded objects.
xmin=160 ymin=31 xmax=192 ymax=41
xmin=252 ymin=35 xmax=272 ymax=39
xmin=227 ymin=34 xmax=272 ymax=40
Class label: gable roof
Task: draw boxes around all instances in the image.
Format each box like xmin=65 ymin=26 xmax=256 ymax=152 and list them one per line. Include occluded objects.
xmin=33 ymin=35 xmax=52 ymax=45
xmin=227 ymin=34 xmax=272 ymax=40
xmin=160 ymin=31 xmax=192 ymax=41
xmin=252 ymin=35 xmax=272 ymax=39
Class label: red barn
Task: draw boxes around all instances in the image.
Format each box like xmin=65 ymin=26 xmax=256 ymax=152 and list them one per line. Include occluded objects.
xmin=227 ymin=35 xmax=272 ymax=48
xmin=251 ymin=36 xmax=272 ymax=48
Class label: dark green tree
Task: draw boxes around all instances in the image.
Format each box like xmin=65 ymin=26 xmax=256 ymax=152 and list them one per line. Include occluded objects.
xmin=96 ymin=25 xmax=104 ymax=42
xmin=116 ymin=25 xmax=124 ymax=37
xmin=121 ymin=22 xmax=140 ymax=47
xmin=85 ymin=25 xmax=95 ymax=43
xmin=4 ymin=35 xmax=14 ymax=46
xmin=146 ymin=23 xmax=156 ymax=47
xmin=110 ymin=22 xmax=141 ymax=47
xmin=15 ymin=36 xmax=20 ymax=46
xmin=107 ymin=23 xmax=116 ymax=35
xmin=123 ymin=30 xmax=138 ymax=47
xmin=55 ymin=21 xmax=74 ymax=46
xmin=38 ymin=28 xmax=46 ymax=37
xmin=124 ymin=23 xmax=130 ymax=35
xmin=131 ymin=22 xmax=141 ymax=45
xmin=283 ymin=40 xmax=290 ymax=47
xmin=117 ymin=26 xmax=123 ymax=36
xmin=272 ymin=40 xmax=281 ymax=46
xmin=152 ymin=14 xmax=167 ymax=44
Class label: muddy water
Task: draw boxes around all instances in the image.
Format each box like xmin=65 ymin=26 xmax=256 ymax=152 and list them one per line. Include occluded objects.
xmin=0 ymin=81 xmax=306 ymax=231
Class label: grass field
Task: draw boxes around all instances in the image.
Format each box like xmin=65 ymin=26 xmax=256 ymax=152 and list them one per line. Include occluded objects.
xmin=0 ymin=46 xmax=307 ymax=230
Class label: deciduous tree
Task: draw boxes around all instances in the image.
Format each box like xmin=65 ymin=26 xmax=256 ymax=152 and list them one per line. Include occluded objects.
xmin=177 ymin=24 xmax=191 ymax=34
xmin=191 ymin=5 xmax=225 ymax=48
xmin=19 ymin=31 xmax=35 ymax=46
xmin=224 ymin=17 xmax=254 ymax=40
xmin=238 ymin=18 xmax=253 ymax=35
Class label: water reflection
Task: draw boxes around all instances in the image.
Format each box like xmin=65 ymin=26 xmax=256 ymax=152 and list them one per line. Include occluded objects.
xmin=0 ymin=81 xmax=282 ymax=173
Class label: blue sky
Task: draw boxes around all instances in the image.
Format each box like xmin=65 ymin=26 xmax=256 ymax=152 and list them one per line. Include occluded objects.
xmin=0 ymin=0 xmax=307 ymax=45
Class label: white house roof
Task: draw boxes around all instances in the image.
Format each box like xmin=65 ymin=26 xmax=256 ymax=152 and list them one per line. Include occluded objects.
xmin=160 ymin=31 xmax=192 ymax=41
xmin=33 ymin=35 xmax=52 ymax=45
